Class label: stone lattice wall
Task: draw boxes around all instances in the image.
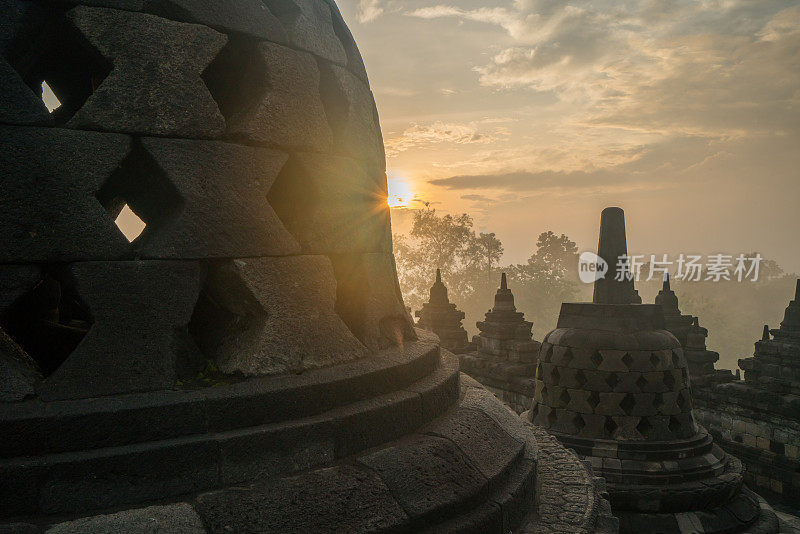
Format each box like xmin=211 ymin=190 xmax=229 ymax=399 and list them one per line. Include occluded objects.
xmin=0 ymin=0 xmax=415 ymax=403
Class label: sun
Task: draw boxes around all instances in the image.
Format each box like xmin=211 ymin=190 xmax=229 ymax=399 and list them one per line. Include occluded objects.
xmin=387 ymin=176 xmax=413 ymax=208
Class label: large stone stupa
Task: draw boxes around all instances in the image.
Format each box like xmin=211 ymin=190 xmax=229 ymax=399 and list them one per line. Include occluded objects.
xmin=526 ymin=207 xmax=779 ymax=533
xmin=0 ymin=2 xmax=614 ymax=532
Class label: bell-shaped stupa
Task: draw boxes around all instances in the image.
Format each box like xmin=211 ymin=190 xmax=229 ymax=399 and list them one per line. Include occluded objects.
xmin=526 ymin=207 xmax=778 ymax=533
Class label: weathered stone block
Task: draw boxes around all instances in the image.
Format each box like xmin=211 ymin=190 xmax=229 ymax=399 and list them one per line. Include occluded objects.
xmin=45 ymin=503 xmax=205 ymax=534
xmin=145 ymin=0 xmax=287 ymax=42
xmin=330 ymin=253 xmax=415 ymax=351
xmin=38 ymin=261 xmax=203 ymax=401
xmin=0 ymin=126 xmax=132 ymax=262
xmin=136 ymin=137 xmax=299 ymax=258
xmin=358 ymin=435 xmax=488 ymax=522
xmin=224 ymin=42 xmax=332 ymax=151
xmin=195 ymin=465 xmax=409 ymax=533
xmin=192 ymin=256 xmax=368 ymax=376
xmin=66 ymin=7 xmax=226 ymax=137
xmin=266 ymin=0 xmax=346 ymax=64
xmin=320 ymin=63 xmax=385 ymax=167
xmin=0 ymin=58 xmax=51 ymax=126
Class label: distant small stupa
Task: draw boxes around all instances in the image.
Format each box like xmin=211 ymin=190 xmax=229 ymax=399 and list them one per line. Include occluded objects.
xmin=415 ymin=269 xmax=470 ymax=353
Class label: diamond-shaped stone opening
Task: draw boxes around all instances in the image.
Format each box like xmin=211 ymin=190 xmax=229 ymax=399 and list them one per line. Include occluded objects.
xmin=668 ymin=416 xmax=682 ymax=435
xmin=591 ymin=350 xmax=603 ymax=367
xmin=546 ymin=407 xmax=558 ymax=428
xmin=18 ymin=17 xmax=112 ymax=125
xmin=619 ymin=393 xmax=635 ymax=415
xmin=588 ymin=391 xmax=600 ymax=410
xmin=550 ymin=366 xmax=561 ymax=386
xmin=266 ymin=0 xmax=303 ymax=26
xmin=636 ymin=417 xmax=653 ymax=439
xmin=112 ymin=204 xmax=147 ymax=243
xmin=96 ymin=144 xmax=184 ymax=247
xmin=0 ymin=272 xmax=92 ymax=378
xmin=663 ymin=370 xmax=677 ymax=390
xmin=40 ymin=81 xmax=61 ymax=113
xmin=621 ymin=352 xmax=633 ymax=369
xmin=636 ymin=375 xmax=648 ymax=391
xmin=572 ymin=413 xmax=586 ymax=434
xmin=559 ymin=388 xmax=571 ymax=407
xmin=604 ymin=417 xmax=618 ymax=439
xmin=650 ymin=352 xmax=661 ymax=368
xmin=575 ymin=369 xmax=588 ymax=388
xmin=653 ymin=392 xmax=663 ymax=409
xmin=202 ymin=36 xmax=268 ymax=126
xmin=605 ymin=372 xmax=619 ymax=390
xmin=187 ymin=266 xmax=266 ymax=385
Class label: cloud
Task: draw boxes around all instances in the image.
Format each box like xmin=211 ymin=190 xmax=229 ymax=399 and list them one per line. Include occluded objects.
xmin=460 ymin=194 xmax=496 ymax=203
xmin=357 ymin=0 xmax=385 ymax=23
xmin=385 ymin=121 xmax=498 ymax=157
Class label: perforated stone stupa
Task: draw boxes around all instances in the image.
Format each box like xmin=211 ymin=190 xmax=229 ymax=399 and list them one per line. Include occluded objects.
xmin=0 ymin=2 xmax=615 ymax=532
xmin=460 ymin=273 xmax=540 ymax=413
xmin=526 ymin=207 xmax=779 ymax=533
xmin=414 ymin=269 xmax=471 ymax=353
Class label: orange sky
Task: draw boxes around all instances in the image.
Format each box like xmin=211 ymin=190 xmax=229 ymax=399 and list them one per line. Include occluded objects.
xmin=337 ymin=0 xmax=800 ymax=271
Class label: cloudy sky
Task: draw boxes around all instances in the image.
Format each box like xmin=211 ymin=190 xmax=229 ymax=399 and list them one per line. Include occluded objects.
xmin=335 ymin=0 xmax=800 ymax=271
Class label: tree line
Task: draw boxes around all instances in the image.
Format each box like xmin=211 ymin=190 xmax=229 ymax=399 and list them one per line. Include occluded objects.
xmin=393 ymin=206 xmax=797 ymax=369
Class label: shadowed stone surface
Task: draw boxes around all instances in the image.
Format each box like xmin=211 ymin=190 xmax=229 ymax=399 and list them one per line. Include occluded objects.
xmin=196 ymin=465 xmax=408 ymax=533
xmin=331 ymin=253 xmax=416 ymax=351
xmin=0 ymin=58 xmax=51 ymax=126
xmin=39 ymin=261 xmax=203 ymax=401
xmin=144 ymin=0 xmax=287 ymax=41
xmin=0 ymin=126 xmax=132 ymax=262
xmin=225 ymin=42 xmax=332 ymax=150
xmin=321 ymin=63 xmax=385 ymax=167
xmin=269 ymin=153 xmax=390 ymax=254
xmin=45 ymin=503 xmax=206 ymax=534
xmin=192 ymin=256 xmax=368 ymax=376
xmin=0 ymin=329 xmax=41 ymax=402
xmin=66 ymin=6 xmax=226 ymax=137
xmin=266 ymin=0 xmax=346 ymax=64
xmin=323 ymin=0 xmax=369 ymax=82
xmin=135 ymin=137 xmax=299 ymax=258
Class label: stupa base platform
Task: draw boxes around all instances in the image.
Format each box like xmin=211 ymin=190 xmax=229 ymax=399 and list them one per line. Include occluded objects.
xmin=0 ymin=332 xmax=615 ymax=533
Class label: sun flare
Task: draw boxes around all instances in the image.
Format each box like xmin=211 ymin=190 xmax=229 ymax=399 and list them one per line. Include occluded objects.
xmin=387 ymin=176 xmax=413 ymax=208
